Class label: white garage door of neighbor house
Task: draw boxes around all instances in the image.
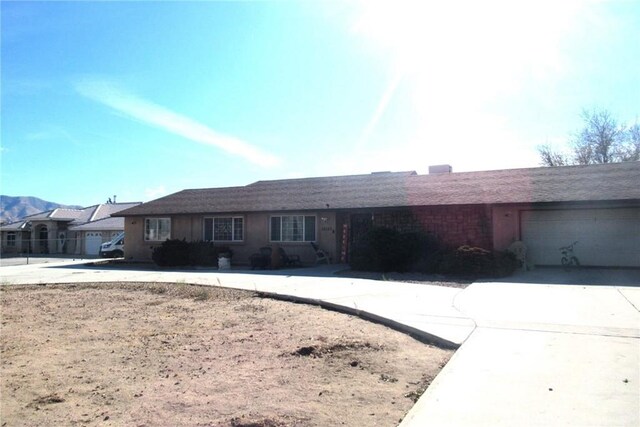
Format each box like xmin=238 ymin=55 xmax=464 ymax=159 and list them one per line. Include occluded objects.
xmin=85 ymin=232 xmax=103 ymax=255
xmin=521 ymin=208 xmax=640 ymax=267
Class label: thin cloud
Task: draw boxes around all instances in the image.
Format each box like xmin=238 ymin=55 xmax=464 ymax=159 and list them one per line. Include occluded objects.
xmin=25 ymin=127 xmax=81 ymax=145
xmin=356 ymin=70 xmax=403 ymax=149
xmin=74 ymin=79 xmax=280 ymax=167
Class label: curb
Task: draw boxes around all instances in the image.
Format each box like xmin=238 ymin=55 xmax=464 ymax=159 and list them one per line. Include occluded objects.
xmin=1 ymin=275 xmax=462 ymax=350
xmin=254 ymin=290 xmax=460 ymax=350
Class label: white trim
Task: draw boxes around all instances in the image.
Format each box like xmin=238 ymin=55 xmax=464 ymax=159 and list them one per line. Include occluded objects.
xmin=203 ymin=216 xmax=244 ymax=242
xmin=88 ymin=205 xmax=102 ymax=222
xmin=269 ymin=214 xmax=317 ymax=242
xmin=6 ymin=232 xmax=16 ymax=247
xmin=144 ymin=217 xmax=171 ymax=242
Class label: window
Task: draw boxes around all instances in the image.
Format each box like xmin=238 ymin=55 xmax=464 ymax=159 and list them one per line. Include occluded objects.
xmin=145 ymin=218 xmax=171 ymax=241
xmin=270 ymin=215 xmax=316 ymax=242
xmin=203 ymin=217 xmax=243 ymax=242
xmin=6 ymin=232 xmax=16 ymax=247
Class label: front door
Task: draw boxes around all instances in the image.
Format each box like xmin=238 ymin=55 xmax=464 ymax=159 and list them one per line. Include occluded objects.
xmin=38 ymin=226 xmax=49 ymax=254
xmin=21 ymin=231 xmax=32 ymax=253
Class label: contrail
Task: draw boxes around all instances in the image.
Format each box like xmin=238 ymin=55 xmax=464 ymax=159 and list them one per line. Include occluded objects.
xmin=75 ymin=78 xmax=280 ymax=167
xmin=356 ymin=70 xmax=404 ymax=149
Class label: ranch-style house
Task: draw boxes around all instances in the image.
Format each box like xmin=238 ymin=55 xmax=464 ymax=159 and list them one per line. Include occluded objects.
xmin=115 ymin=162 xmax=640 ymax=268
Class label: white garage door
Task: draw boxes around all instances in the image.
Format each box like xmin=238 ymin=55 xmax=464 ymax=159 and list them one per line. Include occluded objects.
xmin=85 ymin=232 xmax=103 ymax=256
xmin=521 ymin=208 xmax=640 ymax=267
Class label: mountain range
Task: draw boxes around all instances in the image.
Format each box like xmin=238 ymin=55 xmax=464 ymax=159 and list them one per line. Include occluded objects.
xmin=0 ymin=195 xmax=82 ymax=225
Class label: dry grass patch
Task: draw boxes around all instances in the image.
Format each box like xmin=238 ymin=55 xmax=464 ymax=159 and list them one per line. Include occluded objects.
xmin=1 ymin=282 xmax=453 ymax=426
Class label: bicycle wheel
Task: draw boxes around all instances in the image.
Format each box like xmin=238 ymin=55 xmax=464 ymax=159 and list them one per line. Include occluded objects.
xmin=561 ymin=257 xmax=569 ymax=266
xmin=570 ymin=256 xmax=580 ymax=267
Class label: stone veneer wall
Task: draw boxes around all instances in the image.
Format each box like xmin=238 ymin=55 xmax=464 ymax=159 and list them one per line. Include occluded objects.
xmin=372 ymin=205 xmax=493 ymax=250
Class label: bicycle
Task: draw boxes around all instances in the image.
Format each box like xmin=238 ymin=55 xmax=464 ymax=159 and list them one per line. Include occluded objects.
xmin=559 ymin=241 xmax=580 ymax=269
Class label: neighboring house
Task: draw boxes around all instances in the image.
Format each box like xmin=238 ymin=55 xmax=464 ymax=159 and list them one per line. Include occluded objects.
xmin=115 ymin=162 xmax=640 ymax=268
xmin=0 ymin=202 xmax=141 ymax=256
xmin=67 ymin=203 xmax=141 ymax=255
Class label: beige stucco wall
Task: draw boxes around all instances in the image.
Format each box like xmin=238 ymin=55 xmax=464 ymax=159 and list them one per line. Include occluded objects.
xmin=124 ymin=212 xmax=338 ymax=265
xmin=1 ymin=231 xmax=20 ymax=254
xmin=28 ymin=221 xmax=59 ymax=254
xmin=124 ymin=217 xmax=153 ymax=260
xmin=0 ymin=226 xmax=123 ymax=257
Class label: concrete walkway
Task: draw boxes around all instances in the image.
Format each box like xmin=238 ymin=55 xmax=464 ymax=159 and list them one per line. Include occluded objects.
xmin=1 ymin=260 xmax=638 ymax=426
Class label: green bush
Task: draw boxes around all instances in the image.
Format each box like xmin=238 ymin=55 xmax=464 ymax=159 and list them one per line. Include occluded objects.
xmin=349 ymin=230 xmax=518 ymax=278
xmin=188 ymin=241 xmax=218 ymax=267
xmin=435 ymin=245 xmax=518 ymax=278
xmin=403 ymin=232 xmax=441 ymax=273
xmin=152 ymin=239 xmax=190 ymax=267
xmin=491 ymin=250 xmax=520 ymax=277
xmin=152 ymin=240 xmax=232 ymax=267
xmin=349 ymin=227 xmax=440 ymax=273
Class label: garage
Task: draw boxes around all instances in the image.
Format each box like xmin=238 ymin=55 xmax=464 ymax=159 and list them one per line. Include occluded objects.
xmin=85 ymin=232 xmax=103 ymax=256
xmin=520 ymin=208 xmax=640 ymax=267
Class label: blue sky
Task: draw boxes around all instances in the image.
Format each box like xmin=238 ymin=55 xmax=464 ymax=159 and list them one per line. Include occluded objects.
xmin=2 ymin=1 xmax=639 ymax=207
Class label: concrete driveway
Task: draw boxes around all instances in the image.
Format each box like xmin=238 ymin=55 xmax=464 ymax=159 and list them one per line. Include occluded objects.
xmin=401 ymin=280 xmax=639 ymax=426
xmin=0 ymin=255 xmax=98 ymax=267
xmin=1 ymin=260 xmax=638 ymax=426
xmin=492 ymin=265 xmax=640 ymax=287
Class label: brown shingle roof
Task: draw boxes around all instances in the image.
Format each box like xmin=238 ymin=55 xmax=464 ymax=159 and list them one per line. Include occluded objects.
xmin=115 ymin=162 xmax=640 ymax=217
xmin=0 ymin=209 xmax=82 ymax=229
xmin=69 ymin=216 xmax=124 ymax=231
xmin=406 ymin=161 xmax=640 ymax=205
xmin=1 ymin=202 xmax=141 ymax=231
xmin=80 ymin=202 xmax=142 ymax=224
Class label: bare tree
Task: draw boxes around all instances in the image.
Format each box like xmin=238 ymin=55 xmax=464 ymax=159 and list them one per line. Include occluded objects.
xmin=538 ymin=144 xmax=568 ymax=167
xmin=621 ymin=122 xmax=640 ymax=161
xmin=575 ymin=109 xmax=623 ymax=163
xmin=538 ymin=109 xmax=639 ymax=166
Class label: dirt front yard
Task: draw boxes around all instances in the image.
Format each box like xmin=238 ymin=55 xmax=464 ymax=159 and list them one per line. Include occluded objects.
xmin=1 ymin=283 xmax=453 ymax=427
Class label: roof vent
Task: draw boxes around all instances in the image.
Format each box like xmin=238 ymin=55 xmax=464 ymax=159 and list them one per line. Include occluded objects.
xmin=428 ymin=164 xmax=452 ymax=174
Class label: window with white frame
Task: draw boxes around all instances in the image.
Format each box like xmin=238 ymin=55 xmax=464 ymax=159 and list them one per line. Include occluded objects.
xmin=6 ymin=232 xmax=16 ymax=247
xmin=144 ymin=218 xmax=171 ymax=241
xmin=270 ymin=215 xmax=316 ymax=242
xmin=203 ymin=217 xmax=243 ymax=242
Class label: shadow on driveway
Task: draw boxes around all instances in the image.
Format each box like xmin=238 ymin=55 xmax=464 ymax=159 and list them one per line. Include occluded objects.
xmin=46 ymin=259 xmax=350 ymax=278
xmin=22 ymin=257 xmax=640 ymax=287
xmin=487 ymin=266 xmax=640 ymax=287
xmin=0 ymin=255 xmax=98 ymax=267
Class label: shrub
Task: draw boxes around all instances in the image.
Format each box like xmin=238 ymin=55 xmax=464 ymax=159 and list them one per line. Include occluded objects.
xmin=349 ymin=227 xmax=440 ymax=273
xmin=491 ymin=250 xmax=520 ymax=277
xmin=350 ymin=228 xmax=398 ymax=272
xmin=437 ymin=245 xmax=491 ymax=275
xmin=402 ymin=232 xmax=441 ymax=273
xmin=188 ymin=241 xmax=218 ymax=267
xmin=152 ymin=240 xmax=233 ymax=267
xmin=435 ymin=245 xmax=518 ymax=278
xmin=152 ymin=239 xmax=190 ymax=267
